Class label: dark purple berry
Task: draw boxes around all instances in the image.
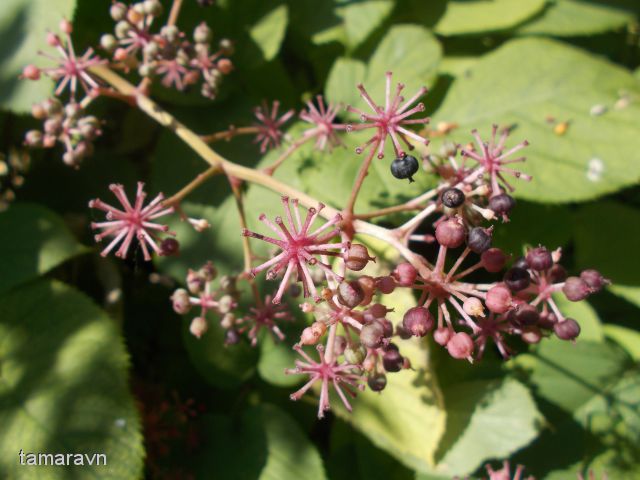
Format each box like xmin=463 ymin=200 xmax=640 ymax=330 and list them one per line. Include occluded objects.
xmin=538 ymin=312 xmax=557 ymax=329
xmin=580 ymin=269 xmax=608 ymax=292
xmin=504 ymin=267 xmax=530 ymax=292
xmin=526 ymin=247 xmax=553 ymax=271
xmin=382 ymin=346 xmax=404 ymax=372
xmin=337 ymin=281 xmax=365 ymax=308
xmin=468 ymin=227 xmax=492 ymax=253
xmin=360 ymin=322 xmax=385 ymax=348
xmin=395 ymin=324 xmax=412 ymax=340
xmin=489 ymin=193 xmax=516 ymax=215
xmin=402 ymin=306 xmax=434 ymax=337
xmin=390 ymin=155 xmax=419 ymax=182
xmin=513 ymin=256 xmax=529 ymax=270
xmin=514 ymin=304 xmax=540 ymax=326
xmin=160 ymin=238 xmax=180 ymax=256
xmin=368 ymin=373 xmax=387 ymax=391
xmin=441 ymin=188 xmax=465 ymax=208
xmin=562 ymin=276 xmax=590 ymax=301
xmin=549 ymin=264 xmax=568 ymax=283
xmin=377 ymin=319 xmax=394 ymax=338
xmin=554 ymin=318 xmax=581 ymax=340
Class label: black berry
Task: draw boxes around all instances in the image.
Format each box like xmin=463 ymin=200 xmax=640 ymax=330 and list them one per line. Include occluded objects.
xmin=441 ymin=188 xmax=465 ymax=208
xmin=368 ymin=373 xmax=387 ymax=392
xmin=382 ymin=346 xmax=404 ymax=372
xmin=160 ymin=238 xmax=180 ymax=256
xmin=390 ymin=155 xmax=419 ymax=182
xmin=468 ymin=227 xmax=492 ymax=253
xmin=489 ymin=193 xmax=516 ymax=215
xmin=526 ymin=247 xmax=553 ymax=271
xmin=504 ymin=267 xmax=530 ymax=292
xmin=554 ymin=318 xmax=581 ymax=340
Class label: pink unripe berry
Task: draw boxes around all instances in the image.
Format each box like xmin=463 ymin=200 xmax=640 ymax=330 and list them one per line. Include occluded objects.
xmin=402 ymin=307 xmax=434 ymax=337
xmin=393 ymin=262 xmax=417 ymax=286
xmin=562 ymin=276 xmax=590 ymax=301
xmin=345 ymin=244 xmax=374 ymax=271
xmin=217 ymin=58 xmax=234 ymax=75
xmin=435 ymin=218 xmax=466 ymax=248
xmin=463 ymin=297 xmax=485 ymax=317
xmin=481 ymin=248 xmax=507 ymax=273
xmin=434 ymin=327 xmax=452 ymax=346
xmin=171 ymin=288 xmax=191 ymax=314
xmin=59 ymin=19 xmax=73 ymax=34
xmin=446 ymin=332 xmax=474 ymax=359
xmin=580 ymin=269 xmax=608 ymax=292
xmin=22 ymin=64 xmax=41 ymax=81
xmin=526 ymin=247 xmax=553 ymax=271
xmin=300 ymin=321 xmax=326 ymax=345
xmin=486 ymin=285 xmax=513 ymax=314
xmin=376 ymin=276 xmax=396 ymax=294
xmin=337 ymin=280 xmax=365 ymax=308
xmin=189 ymin=317 xmax=208 ymax=338
xmin=554 ymin=318 xmax=581 ymax=340
xmin=46 ymin=32 xmax=61 ymax=47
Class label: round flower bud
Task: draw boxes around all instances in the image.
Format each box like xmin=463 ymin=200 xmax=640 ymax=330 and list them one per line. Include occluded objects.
xmin=441 ymin=187 xmax=465 ymax=208
xmin=446 ymin=332 xmax=474 ymax=359
xmin=390 ymin=155 xmax=419 ymax=182
xmin=100 ymin=34 xmax=118 ymax=52
xmin=504 ymin=267 xmax=530 ymax=292
xmin=171 ymin=288 xmax=191 ymax=314
xmin=467 ymin=227 xmax=492 ymax=254
xmin=481 ymin=248 xmax=507 ymax=273
xmin=217 ymin=58 xmax=234 ymax=75
xmin=360 ymin=322 xmax=385 ymax=349
xmin=345 ymin=244 xmax=374 ymax=271
xmin=382 ymin=346 xmax=404 ymax=373
xmin=219 ymin=38 xmax=234 ymax=55
xmin=580 ymin=269 xmax=608 ymax=292
xmin=22 ymin=64 xmax=41 ymax=81
xmin=300 ymin=321 xmax=326 ymax=345
xmin=489 ymin=193 xmax=516 ymax=215
xmin=186 ymin=269 xmax=206 ymax=294
xmin=434 ymin=327 xmax=452 ymax=346
xmin=220 ymin=313 xmax=235 ymax=329
xmin=435 ymin=218 xmax=465 ymax=248
xmin=115 ymin=20 xmax=132 ymax=39
xmin=160 ymin=238 xmax=180 ymax=256
xmin=189 ymin=317 xmax=208 ymax=339
xmin=24 ymin=130 xmax=43 ymax=148
xmin=42 ymin=98 xmax=63 ymax=116
xmin=402 ymin=307 xmax=434 ymax=337
xmin=554 ymin=318 xmax=581 ymax=340
xmin=110 ymin=2 xmax=128 ymax=21
xmin=143 ymin=0 xmax=163 ymax=16
xmin=376 ymin=276 xmax=396 ymax=294
xmin=486 ymin=285 xmax=512 ymax=314
xmin=344 ymin=345 xmax=366 ymax=364
xmin=194 ymin=22 xmax=212 ymax=43
xmin=563 ymin=276 xmax=590 ymax=301
xmin=394 ymin=262 xmax=417 ymax=286
xmin=463 ymin=297 xmax=485 ymax=317
xmin=338 ymin=280 xmax=365 ymax=308
xmin=368 ymin=373 xmax=387 ymax=392
xmin=526 ymin=247 xmax=553 ymax=271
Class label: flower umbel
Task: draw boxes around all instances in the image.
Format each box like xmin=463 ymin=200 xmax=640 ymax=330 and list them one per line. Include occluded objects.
xmin=346 ymin=71 xmax=430 ymax=159
xmin=89 ymin=182 xmax=175 ymax=260
xmin=299 ymin=95 xmax=346 ymax=151
xmin=237 ymin=295 xmax=293 ymax=346
xmin=253 ymin=101 xmax=295 ymax=153
xmin=242 ymin=196 xmax=348 ymax=304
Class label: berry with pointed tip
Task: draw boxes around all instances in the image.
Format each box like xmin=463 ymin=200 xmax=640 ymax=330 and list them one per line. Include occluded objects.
xmin=513 ymin=256 xmax=529 ymax=270
xmin=489 ymin=193 xmax=516 ymax=215
xmin=360 ymin=322 xmax=385 ymax=348
xmin=468 ymin=227 xmax=492 ymax=253
xmin=402 ymin=307 xmax=434 ymax=337
xmin=441 ymin=187 xmax=465 ymax=208
xmin=356 ymin=275 xmax=376 ymax=306
xmin=504 ymin=267 xmax=530 ymax=292
xmin=393 ymin=262 xmax=417 ymax=286
xmin=481 ymin=248 xmax=507 ymax=273
xmin=526 ymin=247 xmax=553 ymax=271
xmin=390 ymin=155 xmax=419 ymax=182
xmin=562 ymin=276 xmax=590 ymax=301
xmin=345 ymin=244 xmax=375 ymax=271
xmin=368 ymin=373 xmax=387 ymax=392
xmin=486 ymin=285 xmax=512 ymax=313
xmin=337 ymin=281 xmax=365 ymax=308
xmin=447 ymin=332 xmax=474 ymax=359
xmin=580 ymin=269 xmax=608 ymax=292
xmin=554 ymin=318 xmax=581 ymax=340
xmin=435 ymin=218 xmax=465 ymax=248
xmin=378 ymin=319 xmax=393 ymax=338
xmin=382 ymin=346 xmax=404 ymax=372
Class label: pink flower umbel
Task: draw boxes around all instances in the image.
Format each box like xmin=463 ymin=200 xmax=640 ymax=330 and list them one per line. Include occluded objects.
xmin=461 ymin=125 xmax=531 ymax=196
xmin=346 ymin=71 xmax=430 ymax=159
xmin=299 ymin=95 xmax=346 ymax=151
xmin=253 ymin=101 xmax=295 ymax=153
xmin=24 ymin=20 xmax=105 ymax=100
xmin=238 ymin=295 xmax=293 ymax=346
xmin=286 ymin=344 xmax=365 ymax=419
xmin=485 ymin=461 xmax=533 ymax=480
xmin=242 ymin=196 xmax=348 ymax=304
xmin=89 ymin=182 xmax=175 ymax=260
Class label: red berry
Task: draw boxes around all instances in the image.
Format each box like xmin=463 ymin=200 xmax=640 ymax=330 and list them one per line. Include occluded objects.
xmin=435 ymin=218 xmax=466 ymax=248
xmin=446 ymin=332 xmax=474 ymax=359
xmin=486 ymin=285 xmax=512 ymax=313
xmin=434 ymin=327 xmax=452 ymax=345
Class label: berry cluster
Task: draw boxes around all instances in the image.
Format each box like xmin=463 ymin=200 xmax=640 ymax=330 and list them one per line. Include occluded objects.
xmin=101 ymin=1 xmax=233 ymax=98
xmin=0 ymin=149 xmax=29 ymax=212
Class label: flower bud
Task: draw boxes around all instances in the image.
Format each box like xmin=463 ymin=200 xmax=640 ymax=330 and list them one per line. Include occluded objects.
xmin=186 ymin=269 xmax=206 ymax=294
xmin=562 ymin=277 xmax=590 ymax=301
xmin=393 ymin=262 xmax=417 ymax=286
xmin=300 ymin=321 xmax=326 ymax=345
xmin=143 ymin=0 xmax=163 ymax=16
xmin=194 ymin=22 xmax=212 ymax=44
xmin=189 ymin=317 xmax=208 ymax=338
xmin=100 ymin=34 xmax=118 ymax=52
xmin=24 ymin=130 xmax=43 ymax=148
xmin=554 ymin=318 xmax=581 ymax=340
xmin=110 ymin=2 xmax=128 ymax=21
xmin=220 ymin=313 xmax=235 ymax=329
xmin=200 ymin=262 xmax=217 ymax=281
xmin=337 ymin=280 xmax=365 ymax=308
xmin=22 ymin=64 xmax=41 ymax=81
xmin=435 ymin=218 xmax=465 ymax=248
xmin=402 ymin=307 xmax=434 ymax=337
xmin=217 ymin=58 xmax=233 ymax=75
xmin=446 ymin=332 xmax=474 ymax=359
xmin=481 ymin=248 xmax=506 ymax=273
xmin=463 ymin=297 xmax=485 ymax=317
xmin=526 ymin=247 xmax=553 ymax=271
xmin=434 ymin=327 xmax=452 ymax=346
xmin=486 ymin=285 xmax=512 ymax=314
xmin=225 ymin=329 xmax=240 ymax=345
xmin=218 ymin=294 xmax=235 ymax=314
xmin=115 ymin=20 xmax=132 ymax=39
xmin=345 ymin=244 xmax=375 ymax=271
xmin=171 ymin=288 xmax=191 ymax=314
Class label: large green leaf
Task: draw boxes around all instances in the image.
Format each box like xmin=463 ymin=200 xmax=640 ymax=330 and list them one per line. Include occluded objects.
xmin=0 ymin=280 xmax=144 ymax=479
xmin=249 ymin=5 xmax=289 ymax=61
xmin=0 ymin=0 xmax=76 ymax=112
xmin=192 ymin=404 xmax=327 ymax=480
xmin=518 ymin=0 xmax=635 ymax=36
xmin=434 ymin=0 xmax=546 ymax=36
xmin=432 ymin=38 xmax=640 ymax=202
xmin=0 ymin=203 xmax=86 ymax=295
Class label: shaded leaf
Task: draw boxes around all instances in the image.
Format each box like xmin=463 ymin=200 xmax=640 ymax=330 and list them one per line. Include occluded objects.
xmin=249 ymin=5 xmax=289 ymax=61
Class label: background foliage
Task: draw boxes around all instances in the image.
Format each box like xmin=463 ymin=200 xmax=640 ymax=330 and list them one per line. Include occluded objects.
xmin=0 ymin=0 xmax=639 ymax=478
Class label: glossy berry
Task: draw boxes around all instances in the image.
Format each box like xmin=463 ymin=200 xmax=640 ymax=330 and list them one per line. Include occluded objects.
xmin=562 ymin=276 xmax=590 ymax=301
xmin=402 ymin=307 xmax=434 ymax=337
xmin=580 ymin=269 xmax=608 ymax=292
xmin=489 ymin=193 xmax=516 ymax=215
xmin=504 ymin=267 xmax=530 ymax=292
xmin=160 ymin=238 xmax=180 ymax=256
xmin=512 ymin=256 xmax=529 ymax=270
xmin=468 ymin=227 xmax=492 ymax=253
xmin=435 ymin=218 xmax=466 ymax=248
xmin=337 ymin=281 xmax=365 ymax=308
xmin=382 ymin=346 xmax=404 ymax=372
xmin=390 ymin=155 xmax=419 ymax=182
xmin=446 ymin=332 xmax=474 ymax=359
xmin=368 ymin=373 xmax=387 ymax=392
xmin=554 ymin=318 xmax=581 ymax=340
xmin=481 ymin=248 xmax=507 ymax=273
xmin=486 ymin=285 xmax=512 ymax=313
xmin=441 ymin=188 xmax=465 ymax=208
xmin=526 ymin=247 xmax=553 ymax=271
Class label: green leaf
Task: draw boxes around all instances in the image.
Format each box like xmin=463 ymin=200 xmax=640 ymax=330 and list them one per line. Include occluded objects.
xmin=0 ymin=280 xmax=144 ymax=479
xmin=604 ymin=325 xmax=640 ymax=361
xmin=432 ymin=38 xmax=640 ymax=202
xmin=434 ymin=0 xmax=546 ymax=36
xmin=258 ymin=333 xmax=301 ymax=387
xmin=249 ymin=5 xmax=289 ymax=61
xmin=193 ymin=404 xmax=327 ymax=480
xmin=0 ymin=0 xmax=76 ymax=113
xmin=342 ymin=1 xmax=394 ymax=49
xmin=325 ymin=57 xmax=366 ymax=107
xmin=433 ymin=378 xmax=542 ymax=476
xmin=518 ymin=0 xmax=635 ymax=36
xmin=0 ymin=203 xmax=86 ymax=295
